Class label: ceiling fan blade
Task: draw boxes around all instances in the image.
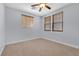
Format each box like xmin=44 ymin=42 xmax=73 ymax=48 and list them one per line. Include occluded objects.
xmin=31 ymin=4 xmax=40 ymax=7
xmin=45 ymin=5 xmax=51 ymax=9
xmin=39 ymin=7 xmax=42 ymax=12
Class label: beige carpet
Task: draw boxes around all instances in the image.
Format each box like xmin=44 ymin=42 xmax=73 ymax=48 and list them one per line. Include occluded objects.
xmin=2 ymin=38 xmax=79 ymax=56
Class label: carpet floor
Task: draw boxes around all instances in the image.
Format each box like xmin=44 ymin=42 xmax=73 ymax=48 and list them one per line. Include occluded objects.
xmin=2 ymin=38 xmax=79 ymax=56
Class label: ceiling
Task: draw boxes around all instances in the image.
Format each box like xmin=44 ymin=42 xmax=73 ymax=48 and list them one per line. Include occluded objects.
xmin=5 ymin=3 xmax=70 ymax=16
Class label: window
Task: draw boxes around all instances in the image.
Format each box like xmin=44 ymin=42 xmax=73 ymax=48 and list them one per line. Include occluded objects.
xmin=53 ymin=12 xmax=63 ymax=32
xmin=21 ymin=14 xmax=33 ymax=28
xmin=44 ymin=11 xmax=63 ymax=32
xmin=44 ymin=16 xmax=52 ymax=31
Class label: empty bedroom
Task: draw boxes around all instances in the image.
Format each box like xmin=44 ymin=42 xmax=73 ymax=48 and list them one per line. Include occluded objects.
xmin=0 ymin=3 xmax=79 ymax=56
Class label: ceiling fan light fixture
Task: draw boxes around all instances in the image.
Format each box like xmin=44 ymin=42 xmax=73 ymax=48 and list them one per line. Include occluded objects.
xmin=39 ymin=4 xmax=45 ymax=8
xmin=31 ymin=3 xmax=51 ymax=12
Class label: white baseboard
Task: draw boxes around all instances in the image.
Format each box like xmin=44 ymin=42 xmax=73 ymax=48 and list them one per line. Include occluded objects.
xmin=6 ymin=37 xmax=79 ymax=50
xmin=41 ymin=37 xmax=79 ymax=49
xmin=0 ymin=46 xmax=5 ymax=56
xmin=6 ymin=37 xmax=41 ymax=45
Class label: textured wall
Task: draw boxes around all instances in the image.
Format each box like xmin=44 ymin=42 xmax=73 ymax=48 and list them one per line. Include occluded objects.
xmin=40 ymin=4 xmax=79 ymax=48
xmin=5 ymin=7 xmax=41 ymax=44
xmin=0 ymin=4 xmax=5 ymax=55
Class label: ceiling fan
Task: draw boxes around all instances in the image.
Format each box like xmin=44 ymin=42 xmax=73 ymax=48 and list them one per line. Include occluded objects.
xmin=31 ymin=3 xmax=51 ymax=12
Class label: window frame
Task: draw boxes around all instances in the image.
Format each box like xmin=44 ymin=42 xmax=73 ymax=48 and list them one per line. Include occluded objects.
xmin=52 ymin=12 xmax=63 ymax=32
xmin=44 ymin=11 xmax=63 ymax=32
xmin=21 ymin=14 xmax=34 ymax=28
xmin=44 ymin=16 xmax=52 ymax=31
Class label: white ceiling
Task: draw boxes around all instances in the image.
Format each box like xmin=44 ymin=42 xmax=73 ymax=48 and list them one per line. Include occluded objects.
xmin=5 ymin=3 xmax=70 ymax=16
